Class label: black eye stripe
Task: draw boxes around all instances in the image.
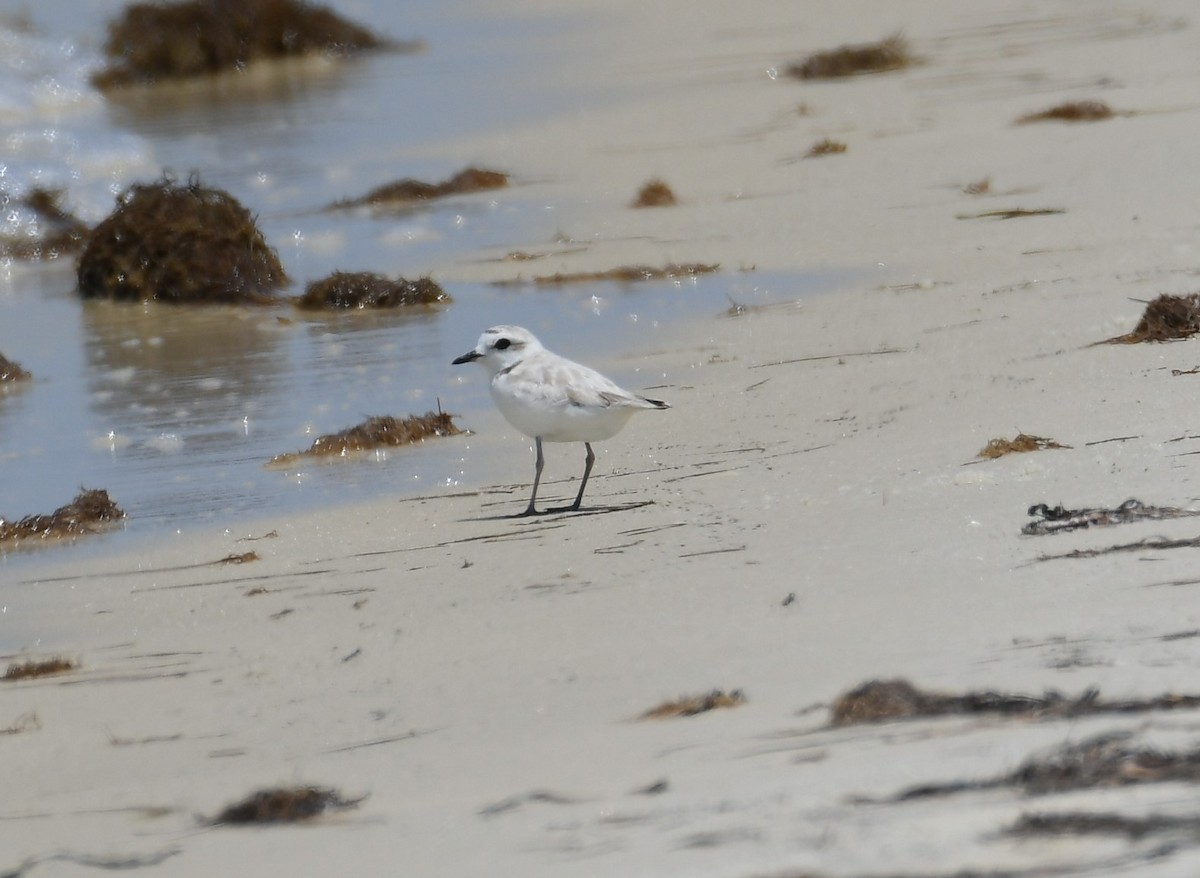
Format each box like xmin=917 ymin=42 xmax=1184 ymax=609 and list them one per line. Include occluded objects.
xmin=494 ymin=338 xmax=511 ymax=350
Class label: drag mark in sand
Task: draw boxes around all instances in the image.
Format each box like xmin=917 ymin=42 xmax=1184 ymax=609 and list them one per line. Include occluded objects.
xmin=749 ymin=347 xmax=907 ymax=368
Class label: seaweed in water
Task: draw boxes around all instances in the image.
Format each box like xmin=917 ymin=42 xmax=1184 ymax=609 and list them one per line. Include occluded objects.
xmin=3 ymin=657 xmax=77 ymax=681
xmin=0 ymin=188 xmax=90 ymax=261
xmin=77 ymin=176 xmax=288 ymax=304
xmin=786 ymin=34 xmax=915 ymax=80
xmin=1101 ymin=293 xmax=1200 ymax=344
xmin=494 ymin=262 xmax=719 ymax=287
xmin=269 ymin=411 xmax=462 ymax=466
xmin=631 ymin=179 xmax=677 ymax=208
xmin=0 ymin=351 xmax=31 ymax=383
xmin=332 ymin=167 xmax=509 ymax=210
xmin=296 ymin=271 xmax=451 ymax=309
xmin=1017 ymin=100 xmax=1115 ymax=125
xmin=0 ymin=489 xmax=124 ymax=546
xmin=640 ymin=689 xmax=746 ymax=719
xmin=210 ymin=785 xmax=365 ymax=825
xmin=92 ymin=0 xmax=391 ymax=89
xmin=830 ymin=678 xmax=1200 ymax=727
xmin=978 ymin=433 xmax=1068 ymax=459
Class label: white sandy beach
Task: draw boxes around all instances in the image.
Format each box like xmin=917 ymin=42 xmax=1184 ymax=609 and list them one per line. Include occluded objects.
xmin=7 ymin=1 xmax=1200 ymax=874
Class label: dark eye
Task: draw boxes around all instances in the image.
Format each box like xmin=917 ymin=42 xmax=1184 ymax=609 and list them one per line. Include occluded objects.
xmin=495 ymin=338 xmax=511 ymax=350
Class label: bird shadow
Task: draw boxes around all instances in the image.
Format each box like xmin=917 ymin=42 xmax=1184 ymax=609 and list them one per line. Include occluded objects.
xmin=462 ymin=500 xmax=655 ymax=523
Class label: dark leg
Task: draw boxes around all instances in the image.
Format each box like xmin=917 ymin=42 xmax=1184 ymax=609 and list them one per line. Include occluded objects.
xmin=570 ymin=442 xmax=596 ymax=511
xmin=518 ymin=437 xmax=544 ymax=516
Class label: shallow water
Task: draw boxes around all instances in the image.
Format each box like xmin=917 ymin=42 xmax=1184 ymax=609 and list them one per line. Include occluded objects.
xmin=0 ymin=2 xmax=830 ymax=569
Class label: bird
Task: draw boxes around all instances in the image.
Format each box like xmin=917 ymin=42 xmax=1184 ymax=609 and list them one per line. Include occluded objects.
xmin=452 ymin=325 xmax=670 ymax=515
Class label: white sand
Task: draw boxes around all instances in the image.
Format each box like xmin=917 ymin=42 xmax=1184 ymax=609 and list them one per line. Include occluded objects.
xmin=7 ymin=1 xmax=1200 ymax=874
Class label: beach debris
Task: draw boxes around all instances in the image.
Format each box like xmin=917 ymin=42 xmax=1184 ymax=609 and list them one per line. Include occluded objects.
xmin=217 ymin=551 xmax=260 ymax=564
xmin=1017 ymin=100 xmax=1115 ymax=125
xmin=238 ymin=529 xmax=279 ymax=542
xmin=786 ymin=33 xmax=915 ymax=80
xmin=268 ymin=411 xmax=462 ymax=467
xmin=1 ymin=711 xmax=40 ymax=734
xmin=962 ymin=177 xmax=991 ymax=195
xmin=3 ymin=657 xmax=77 ymax=681
xmin=1101 ymin=293 xmax=1200 ymax=344
xmin=92 ymin=0 xmax=392 ymax=90
xmin=0 ymin=351 xmax=31 ymax=383
xmin=897 ymin=732 xmax=1200 ymax=800
xmin=805 ymin=137 xmax=847 ymax=158
xmin=0 ymin=188 xmax=89 ymax=260
xmin=296 ymin=271 xmax=450 ymax=309
xmin=77 ymin=176 xmax=288 ymax=304
xmin=209 ymin=785 xmax=365 ymax=825
xmin=631 ymin=178 xmax=677 ymax=208
xmin=331 ymin=167 xmax=509 ymax=210
xmin=831 ymin=678 xmax=1200 ymax=727
xmin=640 ymin=689 xmax=746 ymax=719
xmin=978 ymin=432 xmax=1068 ymax=459
xmin=958 ymin=207 xmax=1066 ymax=220
xmin=0 ymin=847 xmax=181 ymax=876
xmin=634 ymin=779 xmax=670 ymax=796
xmin=1009 ymin=810 xmax=1200 ymax=840
xmin=494 ymin=262 xmax=719 ymax=287
xmin=479 ymin=789 xmax=579 ymax=818
xmin=1037 ymin=533 xmax=1200 ymax=561
xmin=0 ymin=489 xmax=124 ymax=547
xmin=1024 ymin=498 xmax=1200 ymax=536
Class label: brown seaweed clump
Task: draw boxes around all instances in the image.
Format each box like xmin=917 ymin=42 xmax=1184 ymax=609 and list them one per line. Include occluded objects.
xmin=0 ymin=489 xmax=125 ymax=547
xmin=0 ymin=351 xmax=31 ymax=383
xmin=210 ymin=785 xmax=365 ymax=825
xmin=1017 ymin=100 xmax=1114 ymax=125
xmin=77 ymin=177 xmax=289 ymax=304
xmin=786 ymin=34 xmax=915 ymax=80
xmin=3 ymin=657 xmax=78 ymax=681
xmin=1103 ymin=293 xmax=1200 ymax=344
xmin=0 ymin=189 xmax=90 ymax=261
xmin=978 ymin=433 xmax=1068 ymax=459
xmin=332 ymin=167 xmax=509 ymax=210
xmin=92 ymin=0 xmax=389 ymax=90
xmin=640 ymin=689 xmax=746 ymax=719
xmin=631 ymin=179 xmax=677 ymax=208
xmin=805 ymin=137 xmax=847 ymax=158
xmin=296 ymin=271 xmax=450 ymax=310
xmin=269 ymin=411 xmax=462 ymax=466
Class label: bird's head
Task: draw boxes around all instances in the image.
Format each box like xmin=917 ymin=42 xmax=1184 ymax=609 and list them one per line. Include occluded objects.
xmin=452 ymin=325 xmax=542 ymax=375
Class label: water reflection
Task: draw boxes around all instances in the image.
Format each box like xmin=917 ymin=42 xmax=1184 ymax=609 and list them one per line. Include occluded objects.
xmin=81 ymin=302 xmax=288 ymax=444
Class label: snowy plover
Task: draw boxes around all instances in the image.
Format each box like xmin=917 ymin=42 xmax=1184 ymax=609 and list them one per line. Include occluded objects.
xmin=453 ymin=325 xmax=670 ymax=515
